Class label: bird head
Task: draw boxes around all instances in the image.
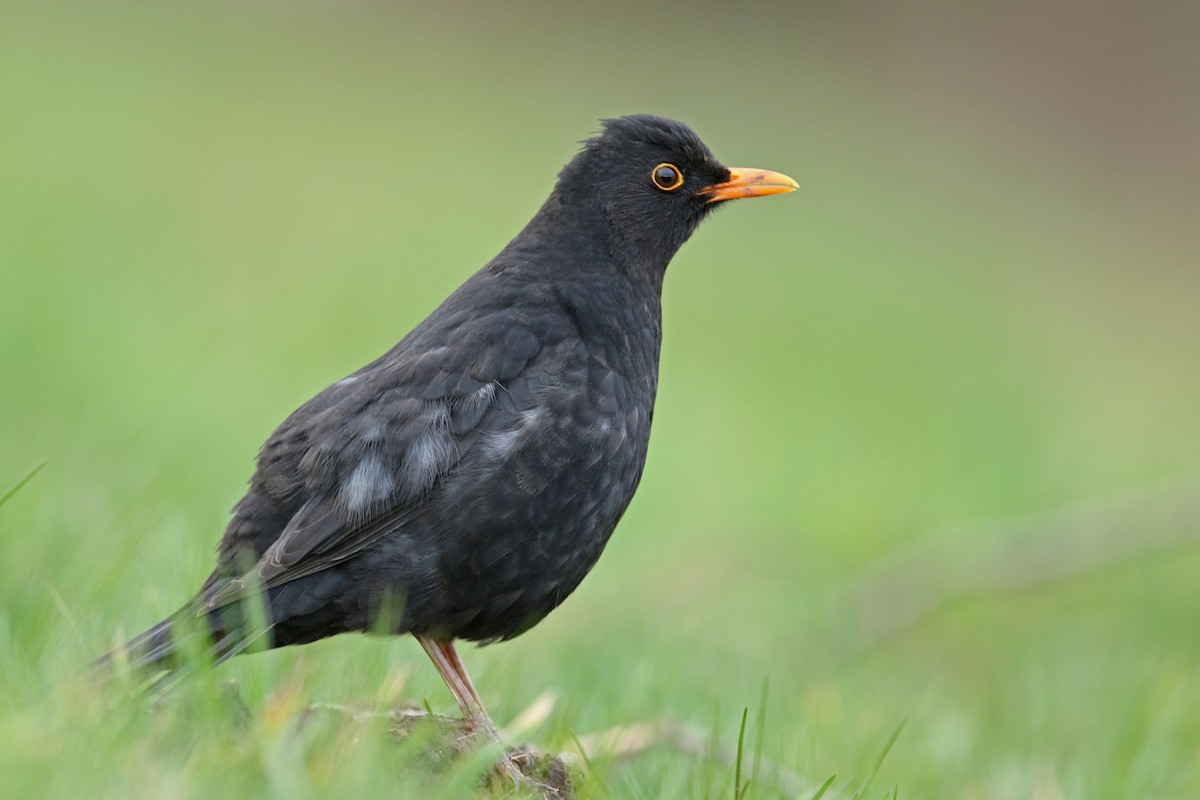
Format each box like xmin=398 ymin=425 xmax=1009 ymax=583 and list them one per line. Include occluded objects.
xmin=552 ymin=114 xmax=798 ymax=277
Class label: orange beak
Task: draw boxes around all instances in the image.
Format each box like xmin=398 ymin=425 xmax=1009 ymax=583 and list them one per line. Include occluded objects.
xmin=699 ymin=167 xmax=799 ymax=204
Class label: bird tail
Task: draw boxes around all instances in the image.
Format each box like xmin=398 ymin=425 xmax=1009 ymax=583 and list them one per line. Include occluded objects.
xmin=91 ymin=599 xmax=268 ymax=679
xmin=102 ymin=614 xmax=182 ymax=672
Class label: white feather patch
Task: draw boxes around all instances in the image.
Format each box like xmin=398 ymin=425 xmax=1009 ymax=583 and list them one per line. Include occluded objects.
xmin=342 ymin=456 xmax=394 ymax=512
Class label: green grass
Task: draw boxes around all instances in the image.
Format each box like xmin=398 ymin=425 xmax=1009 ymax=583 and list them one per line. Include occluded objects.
xmin=3 ymin=2 xmax=1200 ymax=798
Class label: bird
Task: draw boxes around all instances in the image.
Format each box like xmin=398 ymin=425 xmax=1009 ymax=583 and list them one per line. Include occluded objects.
xmin=99 ymin=114 xmax=796 ymax=749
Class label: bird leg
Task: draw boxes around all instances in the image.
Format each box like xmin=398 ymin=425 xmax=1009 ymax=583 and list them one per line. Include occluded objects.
xmin=414 ymin=634 xmax=552 ymax=791
xmin=413 ymin=633 xmax=500 ymax=741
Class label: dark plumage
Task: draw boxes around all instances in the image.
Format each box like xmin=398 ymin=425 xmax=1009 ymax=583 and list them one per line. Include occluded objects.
xmin=100 ymin=115 xmax=796 ymax=746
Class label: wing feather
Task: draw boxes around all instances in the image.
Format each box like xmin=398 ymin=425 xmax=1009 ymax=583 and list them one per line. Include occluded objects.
xmin=205 ymin=316 xmax=549 ymax=612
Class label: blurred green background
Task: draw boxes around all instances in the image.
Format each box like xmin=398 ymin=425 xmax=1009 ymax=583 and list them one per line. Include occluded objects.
xmin=2 ymin=1 xmax=1199 ymax=797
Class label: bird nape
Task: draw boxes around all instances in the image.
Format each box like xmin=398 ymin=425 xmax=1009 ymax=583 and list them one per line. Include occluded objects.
xmin=96 ymin=113 xmax=796 ymax=760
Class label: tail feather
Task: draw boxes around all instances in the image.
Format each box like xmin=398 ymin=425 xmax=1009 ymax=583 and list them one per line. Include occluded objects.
xmin=120 ymin=616 xmax=186 ymax=669
xmin=91 ymin=600 xmax=259 ymax=678
xmin=91 ymin=568 xmax=352 ymax=681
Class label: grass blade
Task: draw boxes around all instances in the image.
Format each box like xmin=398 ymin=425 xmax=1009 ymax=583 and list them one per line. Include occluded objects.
xmin=810 ymin=774 xmax=837 ymax=800
xmin=0 ymin=460 xmax=47 ymax=508
xmin=734 ymin=706 xmax=749 ymax=800
xmin=854 ymin=718 xmax=907 ymax=798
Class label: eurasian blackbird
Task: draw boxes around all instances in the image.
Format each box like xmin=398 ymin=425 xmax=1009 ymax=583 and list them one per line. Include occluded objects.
xmin=101 ymin=114 xmax=796 ymax=742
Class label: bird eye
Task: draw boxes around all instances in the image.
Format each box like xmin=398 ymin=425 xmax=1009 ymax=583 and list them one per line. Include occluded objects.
xmin=651 ymin=163 xmax=684 ymax=191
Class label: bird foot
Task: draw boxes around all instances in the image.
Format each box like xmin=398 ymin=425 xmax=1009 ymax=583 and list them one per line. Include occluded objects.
xmin=488 ymin=746 xmax=570 ymax=798
xmin=463 ymin=721 xmax=566 ymax=796
xmin=390 ymin=708 xmax=574 ymax=797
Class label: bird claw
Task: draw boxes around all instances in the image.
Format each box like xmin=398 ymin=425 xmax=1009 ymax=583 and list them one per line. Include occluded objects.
xmin=492 ymin=748 xmax=563 ymax=798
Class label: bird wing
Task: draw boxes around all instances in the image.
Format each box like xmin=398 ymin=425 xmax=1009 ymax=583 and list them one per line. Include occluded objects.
xmin=203 ymin=495 xmax=417 ymax=609
xmin=203 ymin=306 xmax=555 ymax=611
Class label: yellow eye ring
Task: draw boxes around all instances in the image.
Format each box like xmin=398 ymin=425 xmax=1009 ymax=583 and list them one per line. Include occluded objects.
xmin=651 ymin=163 xmax=684 ymax=191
